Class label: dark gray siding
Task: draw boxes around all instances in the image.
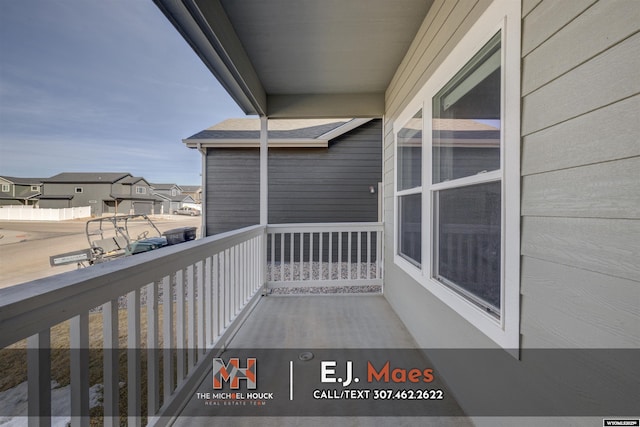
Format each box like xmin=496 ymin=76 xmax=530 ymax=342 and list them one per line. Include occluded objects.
xmin=205 ymin=119 xmax=382 ymax=236
xmin=205 ymin=149 xmax=260 ymax=235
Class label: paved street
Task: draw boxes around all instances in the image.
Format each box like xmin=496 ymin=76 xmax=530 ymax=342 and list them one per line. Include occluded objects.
xmin=0 ymin=215 xmax=201 ymax=289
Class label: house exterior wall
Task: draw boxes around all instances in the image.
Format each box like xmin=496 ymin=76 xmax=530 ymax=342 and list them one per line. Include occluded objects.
xmin=519 ymin=0 xmax=639 ymax=347
xmin=205 ymin=148 xmax=260 ymax=235
xmin=40 ymin=182 xmax=112 ymax=216
xmin=205 ymin=119 xmax=382 ymax=235
xmin=0 ymin=179 xmax=41 ymax=206
xmin=382 ymin=0 xmax=639 ymax=423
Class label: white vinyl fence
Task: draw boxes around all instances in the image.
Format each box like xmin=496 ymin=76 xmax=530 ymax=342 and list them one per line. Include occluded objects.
xmin=0 ymin=206 xmax=91 ymax=221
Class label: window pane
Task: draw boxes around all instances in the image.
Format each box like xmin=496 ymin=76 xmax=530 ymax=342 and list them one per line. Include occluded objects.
xmin=399 ymin=193 xmax=421 ymax=266
xmin=397 ymin=110 xmax=422 ymax=191
xmin=432 ymin=32 xmax=501 ymax=184
xmin=435 ymin=181 xmax=501 ymax=313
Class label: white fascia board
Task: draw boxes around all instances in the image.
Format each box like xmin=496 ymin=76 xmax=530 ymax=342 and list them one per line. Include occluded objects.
xmin=317 ymin=118 xmax=374 ymax=141
xmin=183 ymin=138 xmax=328 ymax=148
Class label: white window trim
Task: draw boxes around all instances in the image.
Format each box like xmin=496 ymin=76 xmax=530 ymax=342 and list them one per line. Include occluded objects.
xmin=31 ymin=185 xmax=39 ymax=192
xmin=136 ymin=186 xmax=146 ymax=194
xmin=1 ymin=184 xmax=9 ymax=192
xmin=393 ymin=0 xmax=521 ymax=351
xmin=75 ymin=187 xmax=83 ymax=193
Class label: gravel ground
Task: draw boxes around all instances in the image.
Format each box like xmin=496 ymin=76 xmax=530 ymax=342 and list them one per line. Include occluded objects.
xmin=90 ymin=261 xmax=381 ymax=311
xmin=267 ymin=261 xmax=382 ymax=294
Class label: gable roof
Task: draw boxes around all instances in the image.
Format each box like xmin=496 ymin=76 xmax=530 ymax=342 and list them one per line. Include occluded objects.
xmin=119 ymin=176 xmax=150 ymax=186
xmin=150 ymin=183 xmax=183 ymax=191
xmin=0 ymin=176 xmax=45 ymax=185
xmin=184 ymin=118 xmax=373 ymax=148
xmin=43 ymin=172 xmax=132 ymax=183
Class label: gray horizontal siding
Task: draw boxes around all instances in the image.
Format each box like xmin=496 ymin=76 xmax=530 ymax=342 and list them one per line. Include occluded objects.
xmin=205 ymin=149 xmax=260 ymax=235
xmin=205 ymin=120 xmax=382 ymax=235
xmin=379 ymin=0 xmax=639 ymax=423
xmin=520 ymin=0 xmax=640 ymax=349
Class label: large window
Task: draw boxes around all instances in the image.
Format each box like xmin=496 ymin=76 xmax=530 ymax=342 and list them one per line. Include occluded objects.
xmin=393 ymin=0 xmax=520 ymax=350
xmin=432 ymin=32 xmax=502 ymax=316
xmin=396 ymin=110 xmax=423 ymax=266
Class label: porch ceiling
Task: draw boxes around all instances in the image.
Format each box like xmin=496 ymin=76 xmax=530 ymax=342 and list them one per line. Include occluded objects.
xmin=154 ymin=0 xmax=433 ymax=118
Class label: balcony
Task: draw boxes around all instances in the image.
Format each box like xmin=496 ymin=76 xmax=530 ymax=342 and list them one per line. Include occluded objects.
xmin=1 ymin=222 xmax=466 ymax=426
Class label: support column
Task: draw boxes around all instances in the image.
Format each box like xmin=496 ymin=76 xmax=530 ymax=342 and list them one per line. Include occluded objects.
xmin=259 ymin=116 xmax=268 ymax=225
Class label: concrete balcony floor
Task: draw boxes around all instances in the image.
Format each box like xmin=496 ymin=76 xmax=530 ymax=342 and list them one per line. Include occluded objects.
xmin=171 ymin=294 xmax=472 ymax=427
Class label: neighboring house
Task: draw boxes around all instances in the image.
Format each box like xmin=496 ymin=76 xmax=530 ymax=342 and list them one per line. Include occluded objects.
xmin=184 ymin=118 xmax=382 ymax=235
xmin=110 ymin=176 xmax=162 ymax=215
xmin=40 ymin=172 xmax=162 ymax=216
xmin=0 ymin=176 xmax=43 ymax=206
xmin=179 ymin=185 xmax=202 ymax=204
xmin=151 ymin=183 xmax=196 ymax=214
xmin=157 ymin=0 xmax=639 ymax=423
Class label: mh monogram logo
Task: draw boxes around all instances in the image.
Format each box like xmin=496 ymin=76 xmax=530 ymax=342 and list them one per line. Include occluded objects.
xmin=212 ymin=357 xmax=257 ymax=389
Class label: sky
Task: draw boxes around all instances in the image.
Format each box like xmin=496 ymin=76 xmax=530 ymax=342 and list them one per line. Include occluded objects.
xmin=0 ymin=0 xmax=245 ymax=186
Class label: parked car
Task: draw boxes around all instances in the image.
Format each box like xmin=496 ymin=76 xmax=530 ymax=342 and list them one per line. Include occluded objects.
xmin=173 ymin=207 xmax=201 ymax=216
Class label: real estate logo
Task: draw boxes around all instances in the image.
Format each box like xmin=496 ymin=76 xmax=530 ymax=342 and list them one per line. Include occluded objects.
xmin=212 ymin=357 xmax=257 ymax=390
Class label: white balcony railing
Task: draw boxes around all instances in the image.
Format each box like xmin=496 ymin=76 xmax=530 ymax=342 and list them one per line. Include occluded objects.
xmin=0 ymin=222 xmax=384 ymax=426
xmin=0 ymin=224 xmax=266 ymax=427
xmin=266 ymin=222 xmax=384 ymax=289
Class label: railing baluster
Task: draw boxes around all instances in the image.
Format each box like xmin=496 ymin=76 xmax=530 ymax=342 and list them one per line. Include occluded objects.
xmin=224 ymin=249 xmax=232 ymax=328
xmin=319 ymin=232 xmax=324 ymax=280
xmin=234 ymin=244 xmax=240 ymax=316
xmin=103 ymin=300 xmax=119 ymax=427
xmin=309 ymin=232 xmax=314 ymax=281
xmin=376 ymin=230 xmax=381 ymax=279
xmin=328 ymin=232 xmax=333 ymax=280
xmin=127 ymin=289 xmax=141 ymax=427
xmin=242 ymin=242 xmax=247 ymax=303
xmin=186 ymin=264 xmax=195 ymax=372
xmin=280 ymin=233 xmax=284 ymax=282
xmin=70 ymin=312 xmax=89 ymax=427
xmin=367 ymin=231 xmax=371 ymax=280
xmin=176 ymin=269 xmax=186 ymax=385
xmin=348 ymin=231 xmax=352 ymax=281
xmin=147 ymin=282 xmax=159 ymax=416
xmin=270 ymin=232 xmax=275 ymax=282
xmin=290 ymin=232 xmax=294 ymax=282
xmin=338 ymin=231 xmax=343 ymax=278
xmin=212 ymin=255 xmax=219 ymax=339
xmin=220 ymin=251 xmax=226 ymax=330
xmin=196 ymin=261 xmax=205 ymax=356
xmin=299 ymin=233 xmax=304 ymax=281
xmin=204 ymin=257 xmax=213 ymax=347
xmin=28 ymin=331 xmax=51 ymax=427
xmin=163 ymin=275 xmax=174 ymax=402
xmin=231 ymin=246 xmax=237 ymax=317
xmin=357 ymin=231 xmax=362 ymax=280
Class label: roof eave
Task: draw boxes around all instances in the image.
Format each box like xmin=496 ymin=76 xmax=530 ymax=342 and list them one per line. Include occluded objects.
xmin=153 ymin=0 xmax=266 ymax=116
xmin=183 ymin=138 xmax=329 ymax=149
